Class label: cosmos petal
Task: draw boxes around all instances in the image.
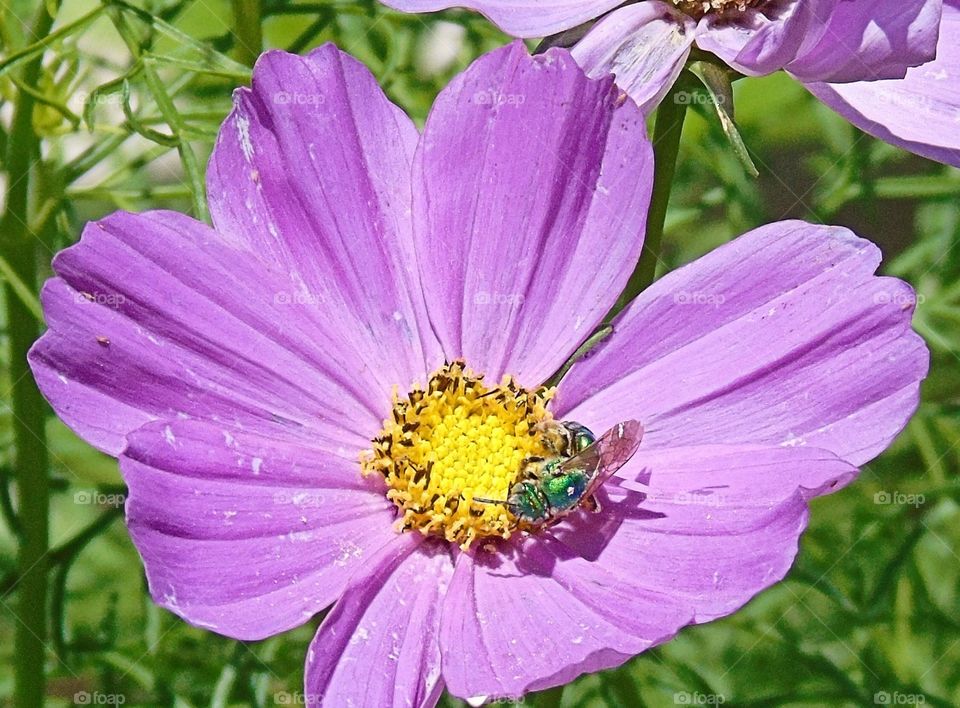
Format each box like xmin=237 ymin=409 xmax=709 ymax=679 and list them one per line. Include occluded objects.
xmin=120 ymin=418 xmax=397 ymax=640
xmin=439 ymin=538 xmax=689 ymax=701
xmin=378 ymin=0 xmax=625 ymax=38
xmin=695 ymin=0 xmax=941 ymax=81
xmin=208 ymin=44 xmax=442 ymax=395
xmin=28 ymin=210 xmax=386 ymax=456
xmin=571 ymin=2 xmax=696 ymax=116
xmin=441 ymin=444 xmax=854 ymax=700
xmin=304 ymin=541 xmax=452 ymax=707
xmin=804 ymin=0 xmax=960 ymax=168
xmin=413 ymin=42 xmax=653 ymax=387
xmin=556 ymin=445 xmax=854 ymax=621
xmin=558 ymin=221 xmax=929 ymax=467
xmin=786 ymin=0 xmax=941 ymax=83
xmin=695 ymin=0 xmax=818 ymax=77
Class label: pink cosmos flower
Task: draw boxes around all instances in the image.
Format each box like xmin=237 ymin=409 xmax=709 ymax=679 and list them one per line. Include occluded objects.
xmin=382 ymin=0 xmax=960 ymax=168
xmin=29 ymin=42 xmax=928 ymax=704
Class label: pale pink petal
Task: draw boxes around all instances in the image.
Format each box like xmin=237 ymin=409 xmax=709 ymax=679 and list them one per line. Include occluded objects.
xmin=413 ymin=42 xmax=652 ymax=386
xmin=121 ymin=418 xmax=397 ymax=640
xmin=572 ymin=2 xmax=696 ymax=115
xmin=304 ymin=541 xmax=452 ymax=707
xmin=805 ymin=0 xmax=960 ymax=167
xmin=208 ymin=44 xmax=443 ymax=395
xmin=29 ymin=211 xmax=386 ymax=457
xmin=379 ymin=0 xmax=626 ymax=38
xmin=557 ymin=221 xmax=928 ymax=467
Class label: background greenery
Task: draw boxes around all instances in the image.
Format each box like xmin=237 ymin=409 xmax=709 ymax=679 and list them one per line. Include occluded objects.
xmin=1 ymin=1 xmax=958 ymax=706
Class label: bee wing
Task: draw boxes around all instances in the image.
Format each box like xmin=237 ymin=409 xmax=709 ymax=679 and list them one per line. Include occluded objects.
xmin=554 ymin=420 xmax=643 ymax=498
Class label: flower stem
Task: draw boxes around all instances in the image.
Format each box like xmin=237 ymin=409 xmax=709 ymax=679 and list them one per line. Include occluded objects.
xmin=232 ymin=0 xmax=263 ymax=67
xmin=612 ymin=79 xmax=689 ymax=317
xmin=1 ymin=6 xmax=56 ymax=708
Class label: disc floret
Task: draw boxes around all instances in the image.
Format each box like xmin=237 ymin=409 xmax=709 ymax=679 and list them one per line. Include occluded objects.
xmin=362 ymin=361 xmax=556 ymax=548
xmin=671 ymin=0 xmax=765 ymax=17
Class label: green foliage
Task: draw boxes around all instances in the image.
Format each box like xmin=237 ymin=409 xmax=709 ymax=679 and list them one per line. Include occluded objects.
xmin=1 ymin=1 xmax=958 ymax=706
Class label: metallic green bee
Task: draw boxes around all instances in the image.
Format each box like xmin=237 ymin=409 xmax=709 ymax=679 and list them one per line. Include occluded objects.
xmin=476 ymin=419 xmax=643 ymax=527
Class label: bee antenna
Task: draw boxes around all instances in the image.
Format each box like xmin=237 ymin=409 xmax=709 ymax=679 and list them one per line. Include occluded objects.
xmin=473 ymin=496 xmax=517 ymax=511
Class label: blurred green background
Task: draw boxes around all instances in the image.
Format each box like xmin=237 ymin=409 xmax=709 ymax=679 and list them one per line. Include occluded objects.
xmin=1 ymin=1 xmax=958 ymax=706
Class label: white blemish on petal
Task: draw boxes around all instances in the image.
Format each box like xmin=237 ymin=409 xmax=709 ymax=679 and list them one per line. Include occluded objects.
xmin=57 ymin=373 xmax=68 ymax=385
xmin=782 ymin=433 xmax=806 ymax=448
xmin=162 ymin=588 xmax=179 ymax=609
xmin=393 ymin=310 xmax=403 ymax=321
xmin=236 ymin=115 xmax=254 ymax=161
xmin=571 ymin=636 xmax=583 ymax=645
xmin=163 ymin=425 xmax=176 ymax=445
xmin=285 ymin=530 xmax=313 ymax=543
xmin=387 ymin=631 xmax=401 ymax=661
xmin=334 ymin=540 xmax=364 ymax=566
xmin=251 ymin=457 xmax=263 ymax=475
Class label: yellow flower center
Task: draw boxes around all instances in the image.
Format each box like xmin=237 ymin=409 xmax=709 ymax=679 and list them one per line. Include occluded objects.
xmin=671 ymin=0 xmax=764 ymax=17
xmin=361 ymin=361 xmax=556 ymax=549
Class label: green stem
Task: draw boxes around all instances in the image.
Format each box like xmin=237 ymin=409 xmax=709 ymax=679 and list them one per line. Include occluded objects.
xmin=531 ymin=685 xmax=565 ymax=708
xmin=1 ymin=7 xmax=56 ymax=708
xmin=231 ymin=0 xmax=263 ymax=67
xmin=612 ymin=80 xmax=689 ymax=317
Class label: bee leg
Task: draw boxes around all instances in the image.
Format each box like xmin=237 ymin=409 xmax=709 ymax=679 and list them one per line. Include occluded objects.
xmin=582 ymin=495 xmax=602 ymax=514
xmin=519 ymin=456 xmax=546 ymax=479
